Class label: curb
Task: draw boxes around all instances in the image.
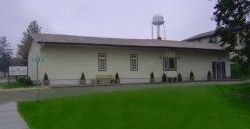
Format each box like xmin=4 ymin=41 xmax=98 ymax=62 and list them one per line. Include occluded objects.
xmin=0 ymin=86 xmax=49 ymax=92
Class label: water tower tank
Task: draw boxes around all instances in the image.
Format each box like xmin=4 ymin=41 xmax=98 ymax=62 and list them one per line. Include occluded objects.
xmin=152 ymin=15 xmax=165 ymax=25
xmin=151 ymin=15 xmax=166 ymax=40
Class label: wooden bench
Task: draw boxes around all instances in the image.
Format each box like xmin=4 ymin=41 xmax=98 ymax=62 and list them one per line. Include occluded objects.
xmin=96 ymin=74 xmax=115 ymax=85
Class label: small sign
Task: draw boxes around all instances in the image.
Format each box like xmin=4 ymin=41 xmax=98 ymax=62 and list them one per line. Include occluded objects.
xmin=9 ymin=66 xmax=28 ymax=76
xmin=32 ymin=56 xmax=44 ymax=63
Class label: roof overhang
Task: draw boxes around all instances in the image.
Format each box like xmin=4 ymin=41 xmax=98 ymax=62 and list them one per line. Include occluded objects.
xmin=37 ymin=41 xmax=224 ymax=51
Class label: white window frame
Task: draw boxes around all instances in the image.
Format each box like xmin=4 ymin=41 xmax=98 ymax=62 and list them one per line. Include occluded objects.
xmin=98 ymin=53 xmax=107 ymax=71
xmin=163 ymin=57 xmax=169 ymax=71
xmin=130 ymin=54 xmax=138 ymax=71
xmin=163 ymin=57 xmax=176 ymax=71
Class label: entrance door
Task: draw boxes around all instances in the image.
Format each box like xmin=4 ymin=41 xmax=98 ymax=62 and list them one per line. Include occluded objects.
xmin=212 ymin=62 xmax=226 ymax=80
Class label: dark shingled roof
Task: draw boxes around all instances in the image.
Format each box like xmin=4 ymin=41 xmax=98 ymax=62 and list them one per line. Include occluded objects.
xmin=32 ymin=33 xmax=224 ymax=51
xmin=183 ymin=30 xmax=216 ymax=41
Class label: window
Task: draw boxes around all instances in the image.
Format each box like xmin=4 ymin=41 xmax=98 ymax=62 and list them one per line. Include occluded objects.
xmin=169 ymin=58 xmax=175 ymax=70
xmin=163 ymin=57 xmax=168 ymax=71
xmin=163 ymin=57 xmax=176 ymax=71
xmin=212 ymin=62 xmax=226 ymax=80
xmin=98 ymin=53 xmax=107 ymax=71
xmin=130 ymin=54 xmax=138 ymax=71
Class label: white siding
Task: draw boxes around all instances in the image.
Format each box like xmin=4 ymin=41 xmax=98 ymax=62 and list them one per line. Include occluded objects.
xmin=177 ymin=49 xmax=230 ymax=80
xmin=28 ymin=40 xmax=41 ymax=81
xmin=29 ymin=43 xmax=231 ymax=85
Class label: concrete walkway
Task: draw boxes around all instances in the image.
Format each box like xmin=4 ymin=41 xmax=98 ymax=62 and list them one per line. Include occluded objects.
xmin=0 ymin=102 xmax=27 ymax=129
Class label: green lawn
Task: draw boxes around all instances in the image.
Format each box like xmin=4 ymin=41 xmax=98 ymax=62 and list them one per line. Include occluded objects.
xmin=18 ymin=83 xmax=250 ymax=129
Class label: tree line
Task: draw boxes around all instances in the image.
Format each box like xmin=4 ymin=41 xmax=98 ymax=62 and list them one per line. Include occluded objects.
xmin=0 ymin=21 xmax=41 ymax=77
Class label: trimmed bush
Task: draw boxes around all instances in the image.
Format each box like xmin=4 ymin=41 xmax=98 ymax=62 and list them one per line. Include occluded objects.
xmin=80 ymin=73 xmax=86 ymax=84
xmin=177 ymin=73 xmax=182 ymax=81
xmin=43 ymin=73 xmax=49 ymax=85
xmin=207 ymin=71 xmax=212 ymax=81
xmin=162 ymin=73 xmax=167 ymax=83
xmin=168 ymin=77 xmax=172 ymax=82
xmin=150 ymin=72 xmax=155 ymax=83
xmin=173 ymin=77 xmax=177 ymax=82
xmin=190 ymin=71 xmax=195 ymax=81
xmin=115 ymin=72 xmax=120 ymax=83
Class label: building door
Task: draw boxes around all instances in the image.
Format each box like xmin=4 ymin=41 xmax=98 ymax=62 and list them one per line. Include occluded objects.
xmin=212 ymin=62 xmax=226 ymax=80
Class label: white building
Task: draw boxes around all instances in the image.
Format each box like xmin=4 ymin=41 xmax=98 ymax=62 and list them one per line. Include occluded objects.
xmin=28 ymin=33 xmax=231 ymax=85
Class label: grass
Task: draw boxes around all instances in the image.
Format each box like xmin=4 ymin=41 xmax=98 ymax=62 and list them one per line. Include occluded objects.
xmin=0 ymin=82 xmax=34 ymax=89
xmin=18 ymin=83 xmax=250 ymax=129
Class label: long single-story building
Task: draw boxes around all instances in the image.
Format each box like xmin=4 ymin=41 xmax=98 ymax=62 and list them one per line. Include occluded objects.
xmin=28 ymin=33 xmax=230 ymax=85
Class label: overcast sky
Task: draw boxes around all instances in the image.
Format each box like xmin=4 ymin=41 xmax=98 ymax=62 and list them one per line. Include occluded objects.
xmin=0 ymin=0 xmax=217 ymax=55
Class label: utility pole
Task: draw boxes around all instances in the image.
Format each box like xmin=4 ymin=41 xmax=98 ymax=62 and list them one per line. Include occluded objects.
xmin=36 ymin=59 xmax=39 ymax=101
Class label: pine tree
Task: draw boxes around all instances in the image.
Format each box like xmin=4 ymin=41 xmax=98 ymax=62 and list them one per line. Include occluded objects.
xmin=177 ymin=73 xmax=182 ymax=82
xmin=18 ymin=21 xmax=41 ymax=65
xmin=213 ymin=0 xmax=250 ymax=74
xmin=115 ymin=72 xmax=120 ymax=83
xmin=0 ymin=36 xmax=13 ymax=76
xmin=80 ymin=72 xmax=86 ymax=84
xmin=190 ymin=71 xmax=194 ymax=81
xmin=162 ymin=73 xmax=167 ymax=83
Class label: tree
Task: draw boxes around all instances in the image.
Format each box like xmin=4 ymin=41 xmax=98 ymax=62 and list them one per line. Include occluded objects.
xmin=115 ymin=72 xmax=120 ymax=83
xmin=213 ymin=0 xmax=250 ymax=74
xmin=162 ymin=73 xmax=167 ymax=83
xmin=177 ymin=73 xmax=182 ymax=82
xmin=150 ymin=72 xmax=155 ymax=83
xmin=190 ymin=71 xmax=194 ymax=81
xmin=0 ymin=36 xmax=13 ymax=76
xmin=18 ymin=21 xmax=41 ymax=65
xmin=80 ymin=72 xmax=86 ymax=84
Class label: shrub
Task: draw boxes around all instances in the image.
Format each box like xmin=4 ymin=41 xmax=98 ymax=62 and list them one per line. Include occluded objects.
xmin=173 ymin=77 xmax=177 ymax=82
xmin=231 ymin=63 xmax=242 ymax=79
xmin=26 ymin=77 xmax=33 ymax=85
xmin=80 ymin=73 xmax=86 ymax=84
xmin=207 ymin=71 xmax=212 ymax=81
xmin=17 ymin=77 xmax=33 ymax=86
xmin=17 ymin=77 xmax=27 ymax=85
xmin=168 ymin=77 xmax=172 ymax=82
xmin=43 ymin=73 xmax=49 ymax=85
xmin=115 ymin=72 xmax=120 ymax=83
xmin=150 ymin=72 xmax=155 ymax=83
xmin=162 ymin=73 xmax=167 ymax=83
xmin=190 ymin=71 xmax=195 ymax=81
xmin=177 ymin=73 xmax=182 ymax=81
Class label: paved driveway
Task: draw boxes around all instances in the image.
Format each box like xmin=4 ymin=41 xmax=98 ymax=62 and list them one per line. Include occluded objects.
xmin=1 ymin=80 xmax=249 ymax=104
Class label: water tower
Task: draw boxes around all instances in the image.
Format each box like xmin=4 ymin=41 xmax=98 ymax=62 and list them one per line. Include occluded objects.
xmin=152 ymin=15 xmax=166 ymax=40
